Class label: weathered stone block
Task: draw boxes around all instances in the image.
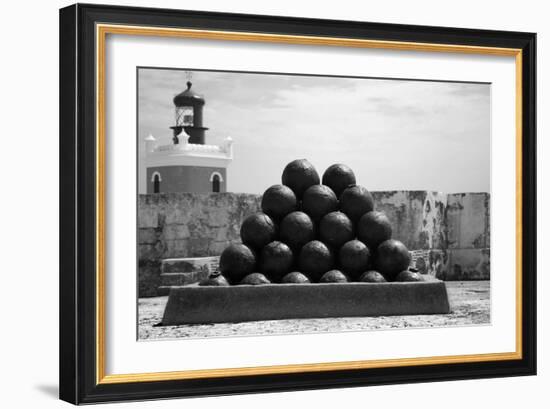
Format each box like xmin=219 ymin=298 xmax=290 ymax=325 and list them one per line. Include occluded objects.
xmin=164 ymin=203 xmax=193 ymax=225
xmin=410 ymin=249 xmax=449 ymax=280
xmin=188 ymin=237 xmax=212 ymax=257
xmin=164 ymin=239 xmax=190 ymax=258
xmin=162 ymin=224 xmax=190 ymax=241
xmin=202 ymin=208 xmax=231 ymax=228
xmin=420 ymin=192 xmax=447 ymax=249
xmin=444 ymin=248 xmax=490 ymax=280
xmin=138 ymin=243 xmax=165 ymax=262
xmin=446 ymin=193 xmax=490 ymax=249
xmin=138 ymin=259 xmax=162 ymax=297
xmin=138 ymin=208 xmax=158 ymax=228
xmin=138 ymin=228 xmax=159 ymax=245
xmin=372 ymin=191 xmax=431 ymax=249
xmin=209 ymin=241 xmax=231 ymax=256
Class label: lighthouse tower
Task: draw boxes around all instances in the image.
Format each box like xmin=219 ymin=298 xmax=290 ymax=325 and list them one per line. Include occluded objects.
xmin=170 ymin=81 xmax=208 ymax=145
xmin=143 ymin=81 xmax=233 ymax=194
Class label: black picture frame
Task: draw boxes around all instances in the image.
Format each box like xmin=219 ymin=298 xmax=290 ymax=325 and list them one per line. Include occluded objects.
xmin=59 ymin=3 xmax=536 ymax=404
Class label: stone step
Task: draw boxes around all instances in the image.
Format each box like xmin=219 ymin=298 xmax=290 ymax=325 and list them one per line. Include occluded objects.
xmin=161 ymin=271 xmax=211 ymax=286
xmin=158 ymin=271 xmax=210 ymax=296
xmin=158 ymin=256 xmax=220 ymax=295
xmin=158 ymin=286 xmax=175 ymax=297
xmin=161 ymin=256 xmax=219 ymax=273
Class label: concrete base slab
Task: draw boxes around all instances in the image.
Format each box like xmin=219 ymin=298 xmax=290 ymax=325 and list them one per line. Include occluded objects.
xmin=161 ymin=281 xmax=451 ymax=325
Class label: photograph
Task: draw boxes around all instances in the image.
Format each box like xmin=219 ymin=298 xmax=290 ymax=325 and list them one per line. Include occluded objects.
xmin=136 ymin=67 xmax=491 ymax=341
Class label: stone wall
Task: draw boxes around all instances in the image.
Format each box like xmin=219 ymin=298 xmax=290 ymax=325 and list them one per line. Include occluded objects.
xmin=138 ymin=193 xmax=260 ymax=296
xmin=444 ymin=193 xmax=491 ymax=280
xmin=138 ymin=191 xmax=490 ymax=296
xmin=372 ymin=191 xmax=447 ymax=250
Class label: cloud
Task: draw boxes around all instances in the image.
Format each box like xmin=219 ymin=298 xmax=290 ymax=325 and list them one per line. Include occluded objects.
xmin=138 ymin=68 xmax=490 ymax=194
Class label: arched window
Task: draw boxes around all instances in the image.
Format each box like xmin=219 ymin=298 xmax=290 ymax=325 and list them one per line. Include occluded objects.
xmin=212 ymin=174 xmax=220 ymax=193
xmin=209 ymin=172 xmax=224 ymax=193
xmin=153 ymin=174 xmax=160 ymax=193
xmin=151 ymin=172 xmax=162 ymax=193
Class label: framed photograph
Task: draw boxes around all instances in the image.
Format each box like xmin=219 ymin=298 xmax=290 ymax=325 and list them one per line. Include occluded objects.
xmin=59 ymin=3 xmax=536 ymax=404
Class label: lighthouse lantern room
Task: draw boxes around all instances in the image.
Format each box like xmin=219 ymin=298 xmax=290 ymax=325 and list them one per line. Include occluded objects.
xmin=143 ymin=81 xmax=233 ymax=194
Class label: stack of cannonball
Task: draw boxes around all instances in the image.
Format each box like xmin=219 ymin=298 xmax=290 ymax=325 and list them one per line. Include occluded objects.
xmin=203 ymin=159 xmax=422 ymax=286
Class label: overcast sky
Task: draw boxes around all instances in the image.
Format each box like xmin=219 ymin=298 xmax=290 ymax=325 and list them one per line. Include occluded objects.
xmin=138 ymin=68 xmax=490 ymax=195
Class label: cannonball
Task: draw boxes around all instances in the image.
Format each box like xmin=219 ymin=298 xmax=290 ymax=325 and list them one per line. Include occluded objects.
xmin=240 ymin=272 xmax=271 ymax=285
xmin=320 ymin=269 xmax=349 ymax=283
xmin=301 ymin=184 xmax=338 ymax=221
xmin=261 ymin=184 xmax=297 ymax=220
xmin=279 ymin=211 xmax=315 ymax=251
xmin=298 ymin=240 xmax=334 ymax=282
xmin=322 ymin=163 xmax=356 ymax=198
xmin=358 ymin=270 xmax=387 ymax=283
xmin=281 ymin=272 xmax=311 ymax=284
xmin=319 ymin=211 xmax=354 ymax=249
xmin=357 ymin=211 xmax=392 ymax=249
xmin=339 ymin=240 xmax=371 ymax=277
xmin=395 ymin=270 xmax=424 ymax=282
xmin=340 ymin=185 xmax=374 ymax=222
xmin=240 ymin=212 xmax=277 ymax=251
xmin=219 ymin=243 xmax=257 ymax=284
xmin=375 ymin=239 xmax=412 ymax=281
xmin=259 ymin=241 xmax=294 ymax=282
xmin=281 ymin=159 xmax=320 ymax=199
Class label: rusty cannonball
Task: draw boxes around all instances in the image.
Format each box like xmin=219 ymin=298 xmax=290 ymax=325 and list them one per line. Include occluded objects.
xmin=320 ymin=269 xmax=349 ymax=283
xmin=358 ymin=270 xmax=387 ymax=283
xmin=375 ymin=239 xmax=412 ymax=281
xmin=339 ymin=239 xmax=371 ymax=277
xmin=357 ymin=211 xmax=393 ymax=249
xmin=298 ymin=240 xmax=334 ymax=282
xmin=339 ymin=185 xmax=374 ymax=223
xmin=199 ymin=271 xmax=230 ymax=286
xmin=279 ymin=211 xmax=315 ymax=251
xmin=322 ymin=163 xmax=356 ymax=198
xmin=301 ymin=184 xmax=338 ymax=222
xmin=240 ymin=212 xmax=277 ymax=251
xmin=219 ymin=243 xmax=257 ymax=284
xmin=319 ymin=211 xmax=354 ymax=249
xmin=281 ymin=271 xmax=311 ymax=284
xmin=395 ymin=270 xmax=424 ymax=282
xmin=240 ymin=272 xmax=271 ymax=285
xmin=261 ymin=184 xmax=298 ymax=220
xmin=281 ymin=159 xmax=320 ymax=199
xmin=259 ymin=241 xmax=294 ymax=282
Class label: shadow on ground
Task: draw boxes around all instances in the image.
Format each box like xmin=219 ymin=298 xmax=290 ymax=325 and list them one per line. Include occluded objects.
xmin=35 ymin=384 xmax=58 ymax=399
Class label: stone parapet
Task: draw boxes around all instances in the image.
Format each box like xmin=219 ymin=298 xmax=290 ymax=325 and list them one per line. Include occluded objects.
xmin=138 ymin=191 xmax=490 ymax=296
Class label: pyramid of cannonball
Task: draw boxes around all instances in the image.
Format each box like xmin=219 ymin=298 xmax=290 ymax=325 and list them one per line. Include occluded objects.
xmin=215 ymin=159 xmax=416 ymax=286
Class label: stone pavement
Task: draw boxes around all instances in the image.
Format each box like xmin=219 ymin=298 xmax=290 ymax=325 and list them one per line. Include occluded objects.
xmin=138 ymin=281 xmax=490 ymax=340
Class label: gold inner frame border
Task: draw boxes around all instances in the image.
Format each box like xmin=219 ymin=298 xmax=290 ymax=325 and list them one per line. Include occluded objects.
xmin=95 ymin=23 xmax=523 ymax=385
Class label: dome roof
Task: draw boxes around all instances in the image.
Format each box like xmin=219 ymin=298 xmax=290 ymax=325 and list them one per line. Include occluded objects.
xmin=173 ymin=81 xmax=205 ymax=106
